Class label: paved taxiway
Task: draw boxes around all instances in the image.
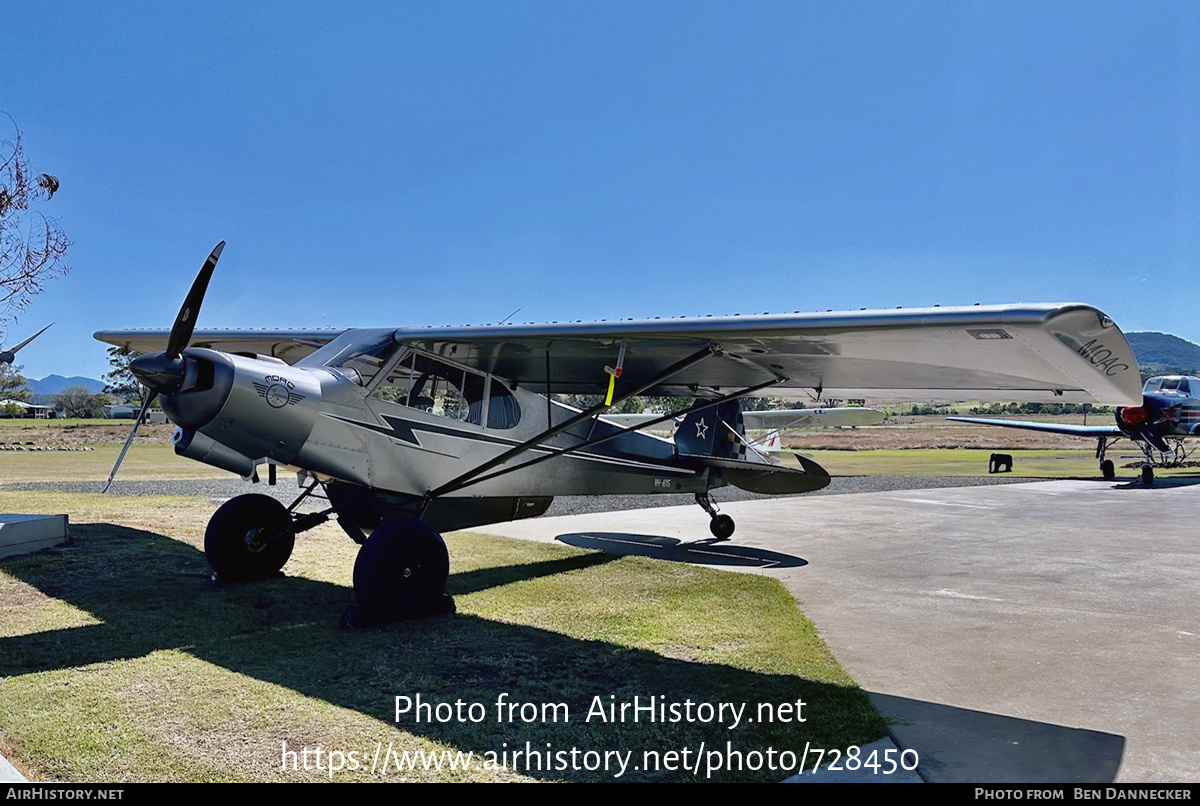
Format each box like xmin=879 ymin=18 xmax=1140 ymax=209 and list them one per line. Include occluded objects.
xmin=481 ymin=478 xmax=1200 ymax=783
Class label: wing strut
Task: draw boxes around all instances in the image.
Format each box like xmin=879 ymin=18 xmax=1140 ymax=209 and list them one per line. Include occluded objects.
xmin=431 ymin=375 xmax=786 ymax=498
xmin=426 ymin=344 xmax=721 ymax=499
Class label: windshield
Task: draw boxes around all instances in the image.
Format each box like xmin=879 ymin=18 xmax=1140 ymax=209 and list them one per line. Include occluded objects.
xmin=298 ymin=328 xmax=401 ymax=386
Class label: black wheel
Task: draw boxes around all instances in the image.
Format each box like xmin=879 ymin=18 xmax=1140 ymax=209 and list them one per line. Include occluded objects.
xmin=205 ymin=493 xmax=295 ymax=582
xmin=1101 ymin=459 xmax=1115 ymax=480
xmin=353 ymin=518 xmax=452 ymax=622
xmin=1141 ymin=465 xmax=1154 ymax=485
xmin=709 ymin=514 xmax=735 ymax=541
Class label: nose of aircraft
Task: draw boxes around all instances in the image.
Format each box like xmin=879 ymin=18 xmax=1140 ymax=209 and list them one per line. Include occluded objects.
xmin=1116 ymin=393 xmax=1176 ymax=451
xmin=1118 ymin=403 xmax=1148 ymax=427
xmin=130 ymin=351 xmax=188 ymax=395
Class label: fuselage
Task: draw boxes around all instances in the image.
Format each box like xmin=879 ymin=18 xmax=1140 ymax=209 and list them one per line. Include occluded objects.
xmin=158 ymin=330 xmax=776 ymax=530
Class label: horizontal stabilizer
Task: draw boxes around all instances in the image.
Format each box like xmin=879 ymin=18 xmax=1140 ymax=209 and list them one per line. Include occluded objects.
xmin=678 ymin=452 xmax=831 ymax=494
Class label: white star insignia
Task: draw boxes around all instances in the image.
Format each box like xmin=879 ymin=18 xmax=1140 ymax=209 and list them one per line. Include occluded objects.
xmin=695 ymin=418 xmax=708 ymax=439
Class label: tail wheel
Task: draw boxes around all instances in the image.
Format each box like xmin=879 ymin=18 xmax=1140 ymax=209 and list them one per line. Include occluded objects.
xmin=709 ymin=514 xmax=735 ymax=541
xmin=205 ymin=493 xmax=295 ymax=581
xmin=352 ymin=518 xmax=452 ymax=623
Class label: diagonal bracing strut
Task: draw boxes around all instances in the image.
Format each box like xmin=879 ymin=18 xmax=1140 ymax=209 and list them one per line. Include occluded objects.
xmin=427 ymin=344 xmax=721 ymax=499
xmin=441 ymin=375 xmax=787 ymax=494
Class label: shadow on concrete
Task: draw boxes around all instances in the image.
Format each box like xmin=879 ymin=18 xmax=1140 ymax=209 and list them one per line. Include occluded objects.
xmin=1112 ymin=474 xmax=1200 ymax=490
xmin=554 ymin=532 xmax=807 ymax=568
xmin=871 ymin=692 xmax=1124 ymax=784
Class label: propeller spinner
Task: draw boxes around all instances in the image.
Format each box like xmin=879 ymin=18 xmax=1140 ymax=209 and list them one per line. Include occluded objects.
xmin=103 ymin=241 xmax=226 ymax=492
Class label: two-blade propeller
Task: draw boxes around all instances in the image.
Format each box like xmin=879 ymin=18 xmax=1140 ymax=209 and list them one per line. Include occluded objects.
xmin=102 ymin=242 xmax=225 ymax=493
xmin=0 ymin=323 xmax=53 ymax=365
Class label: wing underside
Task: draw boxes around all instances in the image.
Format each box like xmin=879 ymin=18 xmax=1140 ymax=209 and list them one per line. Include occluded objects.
xmin=392 ymin=304 xmax=1141 ymax=406
xmin=93 ymin=329 xmax=345 ymax=365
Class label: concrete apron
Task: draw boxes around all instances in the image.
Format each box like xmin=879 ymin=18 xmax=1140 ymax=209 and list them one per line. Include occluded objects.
xmin=481 ymin=478 xmax=1200 ymax=784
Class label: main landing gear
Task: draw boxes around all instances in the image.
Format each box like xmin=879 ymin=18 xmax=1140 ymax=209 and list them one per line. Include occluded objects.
xmin=695 ymin=492 xmax=735 ymax=541
xmin=346 ymin=518 xmax=454 ymax=627
xmin=204 ymin=494 xmax=296 ymax=582
xmin=1096 ymin=436 xmax=1117 ymax=480
xmin=203 ymin=491 xmax=454 ymax=626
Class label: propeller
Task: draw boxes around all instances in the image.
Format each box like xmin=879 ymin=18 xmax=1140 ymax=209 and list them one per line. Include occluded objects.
xmin=102 ymin=242 xmax=225 ymax=492
xmin=0 ymin=323 xmax=53 ymax=365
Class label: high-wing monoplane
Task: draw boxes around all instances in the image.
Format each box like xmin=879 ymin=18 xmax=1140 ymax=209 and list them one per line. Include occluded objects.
xmin=95 ymin=243 xmax=1142 ymax=623
xmin=949 ymin=374 xmax=1200 ymax=484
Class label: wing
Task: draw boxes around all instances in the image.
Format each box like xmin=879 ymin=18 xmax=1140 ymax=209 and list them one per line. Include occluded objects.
xmin=393 ymin=303 xmax=1141 ymax=405
xmin=947 ymin=416 xmax=1122 ymax=437
xmin=93 ymin=329 xmax=346 ymax=365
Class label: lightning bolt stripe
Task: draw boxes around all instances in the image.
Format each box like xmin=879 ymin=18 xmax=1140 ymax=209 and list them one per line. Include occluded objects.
xmin=322 ymin=413 xmax=696 ymax=475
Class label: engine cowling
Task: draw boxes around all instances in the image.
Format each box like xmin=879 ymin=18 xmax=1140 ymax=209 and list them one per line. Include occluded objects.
xmin=159 ymin=348 xmax=322 ymax=471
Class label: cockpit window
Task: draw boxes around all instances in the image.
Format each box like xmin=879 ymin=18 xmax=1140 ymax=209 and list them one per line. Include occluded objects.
xmin=372 ymin=350 xmax=520 ymax=429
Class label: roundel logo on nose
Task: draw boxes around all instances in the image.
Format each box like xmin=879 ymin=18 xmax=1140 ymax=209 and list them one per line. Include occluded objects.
xmin=265 ymin=384 xmax=290 ymax=408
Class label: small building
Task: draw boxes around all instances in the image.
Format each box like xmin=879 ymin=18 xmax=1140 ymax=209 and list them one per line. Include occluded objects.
xmin=0 ymin=400 xmax=57 ymax=419
xmin=104 ymin=404 xmax=167 ymax=423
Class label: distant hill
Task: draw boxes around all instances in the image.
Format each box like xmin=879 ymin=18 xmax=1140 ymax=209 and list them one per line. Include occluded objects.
xmin=28 ymin=375 xmax=106 ymax=395
xmin=1127 ymin=332 xmax=1200 ymax=375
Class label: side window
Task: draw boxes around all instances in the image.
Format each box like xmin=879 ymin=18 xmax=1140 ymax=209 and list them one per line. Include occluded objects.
xmin=375 ymin=352 xmax=419 ymax=405
xmin=487 ymin=380 xmax=521 ymax=429
xmin=372 ymin=352 xmax=487 ymax=426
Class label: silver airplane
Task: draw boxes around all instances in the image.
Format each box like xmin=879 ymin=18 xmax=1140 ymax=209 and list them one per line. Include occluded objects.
xmin=95 ymin=243 xmax=1142 ymax=624
xmin=949 ymin=374 xmax=1200 ymax=484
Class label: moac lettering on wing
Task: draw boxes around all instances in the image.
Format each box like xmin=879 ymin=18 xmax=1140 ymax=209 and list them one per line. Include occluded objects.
xmin=1076 ymin=339 xmax=1130 ymax=377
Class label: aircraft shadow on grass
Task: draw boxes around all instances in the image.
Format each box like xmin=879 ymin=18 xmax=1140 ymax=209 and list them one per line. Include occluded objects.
xmin=554 ymin=532 xmax=807 ymax=569
xmin=0 ymin=524 xmax=1122 ymax=782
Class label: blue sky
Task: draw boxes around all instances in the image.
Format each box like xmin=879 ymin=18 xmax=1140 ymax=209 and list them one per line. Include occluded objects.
xmin=2 ymin=1 xmax=1198 ymax=381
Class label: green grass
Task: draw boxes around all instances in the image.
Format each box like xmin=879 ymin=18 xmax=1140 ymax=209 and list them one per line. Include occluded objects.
xmin=0 ymin=419 xmax=117 ymax=431
xmin=0 ymin=492 xmax=884 ymax=782
xmin=0 ymin=444 xmax=230 ymax=482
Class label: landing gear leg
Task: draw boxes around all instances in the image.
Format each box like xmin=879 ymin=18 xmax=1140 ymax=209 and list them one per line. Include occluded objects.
xmin=1096 ymin=437 xmax=1116 ymax=480
xmin=695 ymin=492 xmax=735 ymax=541
xmin=1137 ymin=442 xmax=1157 ymax=486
